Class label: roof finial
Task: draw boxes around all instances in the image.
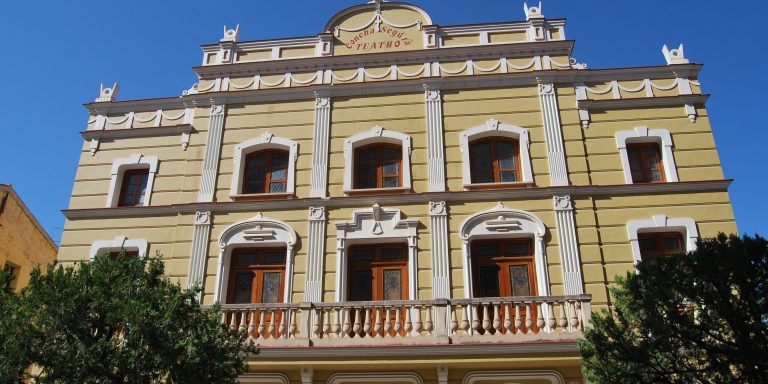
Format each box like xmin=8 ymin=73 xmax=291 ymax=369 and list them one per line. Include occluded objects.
xmin=662 ymin=43 xmax=689 ymax=65
xmin=221 ymin=24 xmax=240 ymax=42
xmin=96 ymin=83 xmax=119 ymax=102
xmin=523 ymin=2 xmax=544 ymax=20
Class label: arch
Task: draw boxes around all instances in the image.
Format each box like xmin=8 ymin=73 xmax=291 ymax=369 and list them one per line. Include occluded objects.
xmin=327 ymin=372 xmax=424 ymax=384
xmin=343 ymin=125 xmax=412 ymax=192
xmin=627 ymin=215 xmax=699 ymax=264
xmin=89 ymin=236 xmax=149 ymax=260
xmin=230 ymin=132 xmax=299 ymax=197
xmin=214 ymin=213 xmax=298 ymax=303
xmin=324 ymin=2 xmax=433 ymax=33
xmin=459 ymin=202 xmax=549 ymax=298
xmin=615 ymin=126 xmax=679 ymax=183
xmin=459 ymin=119 xmax=533 ymax=186
xmin=105 ymin=154 xmax=159 ymax=207
xmin=462 ymin=370 xmax=566 ymax=384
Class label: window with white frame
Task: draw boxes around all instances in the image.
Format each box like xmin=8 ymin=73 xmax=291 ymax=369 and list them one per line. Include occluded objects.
xmin=343 ymin=125 xmax=412 ymax=193
xmin=230 ymin=133 xmax=298 ymax=198
xmin=459 ymin=119 xmax=533 ymax=188
xmin=616 ymin=126 xmax=679 ymax=184
xmin=89 ymin=236 xmax=149 ymax=260
xmin=626 ymin=215 xmax=698 ymax=264
xmin=105 ymin=154 xmax=158 ymax=208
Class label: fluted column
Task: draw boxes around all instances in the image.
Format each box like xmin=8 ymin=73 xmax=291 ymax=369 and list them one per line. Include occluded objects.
xmin=429 ymin=201 xmax=451 ymax=299
xmin=553 ymin=196 xmax=584 ymax=294
xmin=310 ymin=95 xmax=331 ymax=197
xmin=305 ymin=207 xmax=327 ymax=302
xmin=198 ymin=104 xmax=226 ymax=202
xmin=188 ymin=211 xmax=212 ymax=293
xmin=424 ymin=87 xmax=446 ymax=192
xmin=537 ymin=83 xmax=569 ymax=186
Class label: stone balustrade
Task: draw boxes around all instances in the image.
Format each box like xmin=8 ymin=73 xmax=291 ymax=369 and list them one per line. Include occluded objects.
xmin=215 ymin=294 xmax=591 ymax=347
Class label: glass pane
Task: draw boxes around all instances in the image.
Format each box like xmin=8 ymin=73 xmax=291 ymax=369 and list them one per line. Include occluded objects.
xmin=382 ymin=177 xmax=400 ymax=188
xmin=244 ymin=183 xmax=265 ymax=194
xmin=471 ymin=142 xmax=491 ymax=156
xmin=663 ymin=236 xmax=681 ymax=251
xmin=500 ymin=171 xmax=518 ymax=182
xmin=359 ymin=163 xmax=376 ymax=177
xmin=260 ymin=272 xmax=281 ymax=303
xmin=270 ymin=167 xmax=287 ymax=181
xmin=506 ymin=242 xmax=530 ymax=256
xmin=478 ymin=265 xmax=500 ymax=297
xmin=647 ymin=158 xmax=660 ymax=170
xmin=357 ymin=178 xmax=376 ymax=189
xmin=271 ymin=153 xmax=288 ymax=165
xmin=381 ymin=247 xmax=404 ymax=260
xmin=472 ymin=155 xmax=492 ymax=169
xmin=263 ymin=252 xmax=285 ymax=264
xmin=499 ymin=154 xmax=518 ymax=170
xmin=350 ymin=248 xmax=375 ymax=262
xmin=509 ymin=265 xmax=532 ymax=296
xmin=358 ymin=149 xmax=375 ymax=162
xmin=650 ymin=171 xmax=661 ymax=181
xmin=639 ymin=238 xmax=657 ymax=252
xmin=382 ymin=161 xmax=399 ymax=176
xmin=235 ymin=253 xmax=258 ymax=266
xmin=382 ymin=148 xmax=399 ymax=160
xmin=351 ymin=270 xmax=373 ymax=301
xmin=269 ymin=182 xmax=287 ymax=193
xmin=383 ymin=269 xmax=402 ymax=300
xmin=631 ymin=170 xmax=644 ymax=182
xmin=233 ymin=272 xmax=254 ymax=304
xmin=497 ymin=142 xmax=516 ymax=155
xmin=475 ymin=244 xmax=498 ymax=258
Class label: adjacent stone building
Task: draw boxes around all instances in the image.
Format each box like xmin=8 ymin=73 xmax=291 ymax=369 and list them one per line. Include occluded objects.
xmin=59 ymin=2 xmax=738 ymax=382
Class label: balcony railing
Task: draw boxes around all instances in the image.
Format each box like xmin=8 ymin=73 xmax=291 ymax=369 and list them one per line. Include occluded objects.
xmin=215 ymin=295 xmax=591 ymax=347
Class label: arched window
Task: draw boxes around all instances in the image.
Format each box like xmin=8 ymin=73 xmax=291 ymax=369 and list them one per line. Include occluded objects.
xmin=242 ymin=150 xmax=289 ymax=194
xmin=354 ymin=143 xmax=402 ymax=189
xmin=471 ymin=239 xmax=536 ymax=298
xmin=469 ymin=138 xmax=521 ymax=184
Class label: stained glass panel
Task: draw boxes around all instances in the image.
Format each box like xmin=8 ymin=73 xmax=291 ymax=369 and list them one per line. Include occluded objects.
xmin=269 ymin=182 xmax=287 ymax=193
xmin=260 ymin=272 xmax=281 ymax=303
xmin=499 ymin=154 xmax=518 ymax=170
xmin=233 ymin=272 xmax=254 ymax=304
xmin=271 ymin=167 xmax=287 ymax=181
xmin=509 ymin=265 xmax=531 ymax=296
xmin=478 ymin=265 xmax=500 ymax=297
xmin=383 ymin=269 xmax=402 ymax=300
xmin=382 ymin=161 xmax=399 ymax=176
xmin=382 ymin=177 xmax=399 ymax=188
xmin=500 ymin=171 xmax=518 ymax=182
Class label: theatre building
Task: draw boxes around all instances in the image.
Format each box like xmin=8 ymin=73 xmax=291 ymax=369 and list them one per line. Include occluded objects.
xmin=59 ymin=1 xmax=737 ymax=383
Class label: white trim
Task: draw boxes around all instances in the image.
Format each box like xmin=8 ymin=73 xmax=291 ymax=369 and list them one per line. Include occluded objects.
xmin=105 ymin=154 xmax=159 ymax=208
xmin=425 ymin=88 xmax=446 ymax=192
xmin=459 ymin=119 xmax=533 ymax=186
xmin=627 ymin=215 xmax=699 ymax=264
xmin=462 ymin=370 xmax=565 ymax=384
xmin=538 ymin=83 xmax=569 ymax=186
xmin=229 ymin=132 xmax=299 ymax=197
xmin=334 ymin=204 xmax=419 ymax=302
xmin=238 ymin=373 xmax=290 ymax=384
xmin=214 ymin=213 xmax=298 ymax=303
xmin=616 ymin=126 xmax=679 ymax=184
xmin=89 ymin=236 xmax=149 ymax=260
xmin=459 ymin=202 xmax=550 ymax=298
xmin=310 ymin=96 xmax=331 ymax=197
xmin=327 ymin=372 xmax=424 ymax=384
xmin=553 ymin=195 xmax=584 ymax=295
xmin=343 ymin=125 xmax=412 ymax=192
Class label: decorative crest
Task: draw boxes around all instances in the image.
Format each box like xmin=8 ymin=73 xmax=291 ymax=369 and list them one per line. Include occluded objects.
xmin=486 ymin=118 xmax=500 ymax=130
xmin=372 ymin=124 xmax=384 ymax=137
xmin=523 ymin=2 xmax=544 ymax=20
xmin=221 ymin=24 xmax=240 ymax=42
xmin=96 ymin=83 xmax=119 ymax=102
xmin=662 ymin=43 xmax=689 ymax=65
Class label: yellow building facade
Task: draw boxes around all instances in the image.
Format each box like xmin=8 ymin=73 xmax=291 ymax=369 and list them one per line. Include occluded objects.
xmin=59 ymin=2 xmax=737 ymax=383
xmin=1 ymin=184 xmax=58 ymax=292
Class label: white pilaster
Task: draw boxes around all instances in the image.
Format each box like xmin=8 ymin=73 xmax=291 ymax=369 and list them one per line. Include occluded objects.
xmin=424 ymin=87 xmax=446 ymax=192
xmin=198 ymin=104 xmax=226 ymax=202
xmin=305 ymin=207 xmax=327 ymax=302
xmin=429 ymin=201 xmax=451 ymax=299
xmin=553 ymin=196 xmax=584 ymax=295
xmin=537 ymin=83 xmax=569 ymax=186
xmin=310 ymin=96 xmax=331 ymax=197
xmin=188 ymin=211 xmax=212 ymax=294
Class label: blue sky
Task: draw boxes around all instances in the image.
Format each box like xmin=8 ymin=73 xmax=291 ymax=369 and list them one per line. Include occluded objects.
xmin=1 ymin=1 xmax=765 ymax=245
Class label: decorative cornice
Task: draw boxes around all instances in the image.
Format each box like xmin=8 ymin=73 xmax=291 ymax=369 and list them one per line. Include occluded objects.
xmin=61 ymin=179 xmax=733 ymax=220
xmin=80 ymin=124 xmax=193 ymax=141
xmin=577 ymin=94 xmax=709 ymax=110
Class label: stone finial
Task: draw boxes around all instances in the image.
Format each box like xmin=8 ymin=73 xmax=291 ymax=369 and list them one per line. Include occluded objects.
xmin=524 ymin=2 xmax=544 ymax=20
xmin=221 ymin=24 xmax=240 ymax=42
xmin=96 ymin=83 xmax=119 ymax=102
xmin=662 ymin=43 xmax=689 ymax=65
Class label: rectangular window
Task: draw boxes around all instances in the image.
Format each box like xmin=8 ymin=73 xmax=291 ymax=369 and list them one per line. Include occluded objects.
xmin=118 ymin=169 xmax=150 ymax=207
xmin=627 ymin=143 xmax=665 ymax=183
xmin=471 ymin=239 xmax=536 ymax=298
xmin=347 ymin=244 xmax=408 ymax=301
xmin=227 ymin=248 xmax=286 ymax=304
xmin=638 ymin=232 xmax=685 ymax=259
xmin=354 ymin=144 xmax=402 ymax=189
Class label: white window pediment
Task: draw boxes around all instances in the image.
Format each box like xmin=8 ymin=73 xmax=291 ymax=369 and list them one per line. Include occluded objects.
xmin=343 ymin=125 xmax=412 ymax=192
xmin=105 ymin=154 xmax=159 ymax=208
xmin=615 ymin=126 xmax=679 ymax=183
xmin=89 ymin=236 xmax=149 ymax=260
xmin=230 ymin=132 xmax=299 ymax=197
xmin=626 ymin=214 xmax=699 ymax=264
xmin=214 ymin=213 xmax=298 ymax=303
xmin=459 ymin=119 xmax=533 ymax=186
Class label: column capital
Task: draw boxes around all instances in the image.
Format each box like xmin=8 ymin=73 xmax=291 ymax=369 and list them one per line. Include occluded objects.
xmin=194 ymin=211 xmax=212 ymax=225
xmin=308 ymin=206 xmax=327 ymax=221
xmin=429 ymin=201 xmax=447 ymax=216
xmin=553 ymin=195 xmax=573 ymax=211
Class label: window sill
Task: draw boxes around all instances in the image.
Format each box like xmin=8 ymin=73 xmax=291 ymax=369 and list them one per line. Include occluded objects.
xmin=464 ymin=182 xmax=536 ymax=191
xmin=230 ymin=193 xmax=295 ymax=201
xmin=344 ymin=187 xmax=412 ymax=196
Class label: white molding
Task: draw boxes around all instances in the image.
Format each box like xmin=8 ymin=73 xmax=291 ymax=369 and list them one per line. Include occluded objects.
xmin=214 ymin=213 xmax=298 ymax=303
xmin=424 ymin=88 xmax=446 ymax=192
xmin=188 ymin=211 xmax=212 ymax=292
xmin=105 ymin=154 xmax=159 ymax=208
xmin=343 ymin=125 xmax=412 ymax=192
xmin=537 ymin=83 xmax=569 ymax=186
xmin=553 ymin=196 xmax=584 ymax=295
xmin=459 ymin=119 xmax=533 ymax=186
xmin=310 ymin=96 xmax=331 ymax=197
xmin=462 ymin=370 xmax=566 ymax=384
xmin=616 ymin=126 xmax=679 ymax=183
xmin=327 ymin=372 xmax=424 ymax=384
xmin=334 ymin=204 xmax=419 ymax=302
xmin=459 ymin=202 xmax=550 ymax=298
xmin=198 ymin=105 xmax=226 ymax=202
xmin=229 ymin=133 xmax=298 ymax=197
xmin=305 ymin=207 xmax=327 ymax=302
xmin=89 ymin=236 xmax=149 ymax=260
xmin=429 ymin=201 xmax=451 ymax=299
xmin=238 ymin=373 xmax=290 ymax=384
xmin=627 ymin=215 xmax=699 ymax=264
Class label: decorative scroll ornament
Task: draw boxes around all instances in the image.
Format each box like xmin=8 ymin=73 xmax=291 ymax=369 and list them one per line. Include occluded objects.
xmin=195 ymin=211 xmax=211 ymax=225
xmin=538 ymin=83 xmax=555 ymax=95
xmin=309 ymin=206 xmax=326 ymax=221
xmin=429 ymin=201 xmax=447 ymax=216
xmin=425 ymin=90 xmax=441 ymax=101
xmin=553 ymin=195 xmax=573 ymax=211
xmin=315 ymin=97 xmax=330 ymax=107
xmin=211 ymin=105 xmax=225 ymax=115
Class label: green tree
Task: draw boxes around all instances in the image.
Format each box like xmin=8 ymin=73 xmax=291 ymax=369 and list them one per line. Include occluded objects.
xmin=579 ymin=234 xmax=768 ymax=383
xmin=0 ymin=253 xmax=254 ymax=384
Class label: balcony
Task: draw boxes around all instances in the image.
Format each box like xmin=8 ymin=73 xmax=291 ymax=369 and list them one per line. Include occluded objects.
xmin=216 ymin=295 xmax=591 ymax=348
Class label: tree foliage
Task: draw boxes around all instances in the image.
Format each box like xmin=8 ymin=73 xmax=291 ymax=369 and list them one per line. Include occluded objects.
xmin=0 ymin=253 xmax=254 ymax=384
xmin=579 ymin=233 xmax=768 ymax=383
